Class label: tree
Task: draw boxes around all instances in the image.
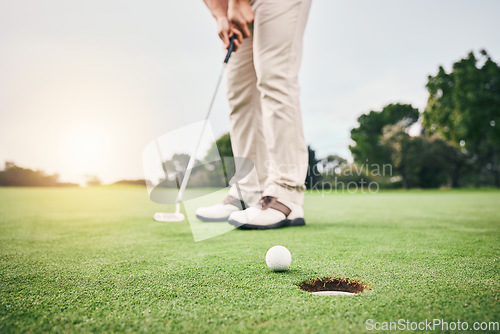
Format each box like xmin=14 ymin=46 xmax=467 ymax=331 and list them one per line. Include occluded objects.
xmin=424 ymin=50 xmax=500 ymax=186
xmin=0 ymin=161 xmax=77 ymax=187
xmin=162 ymin=153 xmax=190 ymax=176
xmin=204 ymin=133 xmax=235 ymax=186
xmin=318 ymin=154 xmax=348 ymax=175
xmin=380 ymin=123 xmax=414 ymax=188
xmin=205 ymin=133 xmax=233 ymax=162
xmin=85 ymin=175 xmax=101 ymax=187
xmin=381 ymin=124 xmax=468 ymax=188
xmin=350 ymin=103 xmax=420 ymax=166
xmin=305 ymin=146 xmax=321 ymax=189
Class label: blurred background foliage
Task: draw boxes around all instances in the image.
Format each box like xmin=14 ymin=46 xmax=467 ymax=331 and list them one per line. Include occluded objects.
xmin=1 ymin=50 xmax=498 ymax=189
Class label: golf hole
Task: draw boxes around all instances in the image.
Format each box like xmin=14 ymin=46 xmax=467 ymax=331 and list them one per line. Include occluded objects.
xmin=299 ymin=277 xmax=367 ymax=296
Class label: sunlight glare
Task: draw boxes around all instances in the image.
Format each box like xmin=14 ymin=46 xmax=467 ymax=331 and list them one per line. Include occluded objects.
xmin=60 ymin=123 xmax=109 ymax=178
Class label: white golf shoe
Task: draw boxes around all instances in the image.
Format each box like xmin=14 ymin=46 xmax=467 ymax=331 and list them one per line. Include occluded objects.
xmin=195 ymin=195 xmax=248 ymax=222
xmin=228 ymin=196 xmax=305 ymax=230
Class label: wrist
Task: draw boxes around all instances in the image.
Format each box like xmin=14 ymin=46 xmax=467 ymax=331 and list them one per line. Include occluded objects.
xmin=212 ymin=9 xmax=227 ymax=20
xmin=214 ymin=13 xmax=229 ymax=23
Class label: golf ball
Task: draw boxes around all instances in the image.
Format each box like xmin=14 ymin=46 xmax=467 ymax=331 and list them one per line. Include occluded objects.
xmin=266 ymin=245 xmax=292 ymax=271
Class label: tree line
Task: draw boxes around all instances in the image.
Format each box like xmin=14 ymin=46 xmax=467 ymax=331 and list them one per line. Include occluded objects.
xmin=347 ymin=50 xmax=499 ymax=188
xmin=2 ymin=50 xmax=498 ymax=189
xmin=194 ymin=49 xmax=499 ymax=189
xmin=0 ymin=162 xmax=78 ymax=187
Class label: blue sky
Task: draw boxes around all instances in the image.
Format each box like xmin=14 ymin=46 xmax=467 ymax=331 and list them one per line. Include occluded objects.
xmin=1 ymin=0 xmax=499 ymax=184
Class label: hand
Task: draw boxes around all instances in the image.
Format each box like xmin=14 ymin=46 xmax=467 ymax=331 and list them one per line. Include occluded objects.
xmin=228 ymin=0 xmax=254 ymax=39
xmin=216 ymin=15 xmax=244 ymax=51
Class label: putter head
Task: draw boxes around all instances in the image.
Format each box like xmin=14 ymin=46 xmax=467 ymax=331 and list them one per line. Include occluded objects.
xmin=153 ymin=212 xmax=185 ymax=222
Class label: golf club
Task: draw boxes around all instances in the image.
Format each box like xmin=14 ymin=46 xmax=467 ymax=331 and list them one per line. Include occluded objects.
xmin=154 ymin=36 xmax=237 ymax=222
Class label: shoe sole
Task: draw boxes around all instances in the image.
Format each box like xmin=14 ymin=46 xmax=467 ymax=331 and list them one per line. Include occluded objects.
xmin=228 ymin=218 xmax=306 ymax=230
xmin=196 ymin=215 xmax=229 ymax=222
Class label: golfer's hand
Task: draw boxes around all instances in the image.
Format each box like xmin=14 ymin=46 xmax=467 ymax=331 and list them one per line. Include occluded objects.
xmin=216 ymin=16 xmax=243 ymax=51
xmin=228 ymin=0 xmax=254 ymax=39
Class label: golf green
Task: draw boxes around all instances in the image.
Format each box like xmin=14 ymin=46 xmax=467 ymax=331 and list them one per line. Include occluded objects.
xmin=1 ymin=187 xmax=499 ymax=333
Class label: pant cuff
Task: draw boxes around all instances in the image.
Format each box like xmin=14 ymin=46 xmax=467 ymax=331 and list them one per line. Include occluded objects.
xmin=228 ymin=185 xmax=262 ymax=206
xmin=263 ymin=182 xmax=304 ymax=206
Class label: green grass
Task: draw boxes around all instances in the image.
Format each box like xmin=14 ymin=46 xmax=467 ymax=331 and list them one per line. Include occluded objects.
xmin=1 ymin=187 xmax=499 ymax=333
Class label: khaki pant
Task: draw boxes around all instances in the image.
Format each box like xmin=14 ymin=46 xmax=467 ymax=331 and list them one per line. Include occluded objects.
xmin=227 ymin=0 xmax=311 ymax=206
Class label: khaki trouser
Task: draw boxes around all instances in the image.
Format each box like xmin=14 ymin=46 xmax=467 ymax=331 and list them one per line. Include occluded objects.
xmin=227 ymin=0 xmax=311 ymax=206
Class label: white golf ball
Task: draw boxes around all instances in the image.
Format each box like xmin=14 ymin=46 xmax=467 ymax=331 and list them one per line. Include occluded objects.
xmin=266 ymin=245 xmax=292 ymax=271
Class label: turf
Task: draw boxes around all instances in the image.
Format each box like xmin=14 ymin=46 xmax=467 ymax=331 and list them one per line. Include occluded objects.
xmin=1 ymin=187 xmax=499 ymax=333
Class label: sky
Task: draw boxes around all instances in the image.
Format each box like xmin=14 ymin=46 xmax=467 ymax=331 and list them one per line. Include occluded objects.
xmin=1 ymin=0 xmax=499 ymax=185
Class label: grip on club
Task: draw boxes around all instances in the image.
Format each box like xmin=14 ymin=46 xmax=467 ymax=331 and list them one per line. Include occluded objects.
xmin=224 ymin=35 xmax=237 ymax=63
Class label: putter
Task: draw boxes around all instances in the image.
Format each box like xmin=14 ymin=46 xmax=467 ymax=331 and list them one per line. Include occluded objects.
xmin=154 ymin=36 xmax=237 ymax=222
